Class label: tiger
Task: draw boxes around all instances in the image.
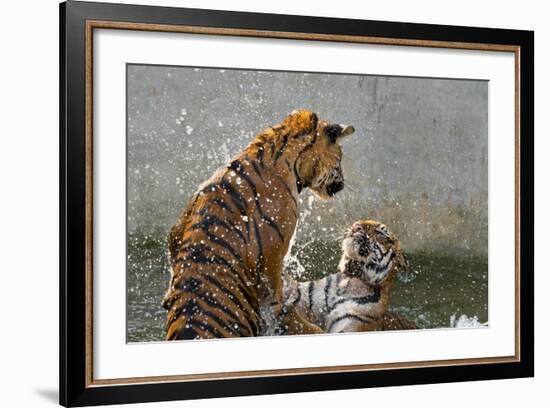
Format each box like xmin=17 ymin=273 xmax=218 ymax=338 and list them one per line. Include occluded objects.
xmin=283 ymin=220 xmax=416 ymax=334
xmin=162 ymin=110 xmax=355 ymax=340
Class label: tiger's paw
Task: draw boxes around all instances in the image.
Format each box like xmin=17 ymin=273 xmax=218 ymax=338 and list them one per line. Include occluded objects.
xmin=280 ymin=305 xmax=324 ymax=335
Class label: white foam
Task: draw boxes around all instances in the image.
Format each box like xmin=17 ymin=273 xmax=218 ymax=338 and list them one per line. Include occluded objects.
xmin=450 ymin=314 xmax=488 ymax=328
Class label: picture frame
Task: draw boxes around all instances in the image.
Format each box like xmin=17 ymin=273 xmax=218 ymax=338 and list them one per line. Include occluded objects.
xmin=59 ymin=0 xmax=534 ymax=406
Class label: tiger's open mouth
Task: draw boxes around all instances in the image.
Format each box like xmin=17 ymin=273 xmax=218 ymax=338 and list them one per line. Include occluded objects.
xmin=338 ymin=222 xmax=395 ymax=285
xmin=341 ymin=228 xmax=378 ymax=266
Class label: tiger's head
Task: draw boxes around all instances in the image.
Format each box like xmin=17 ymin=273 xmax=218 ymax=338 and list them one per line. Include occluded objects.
xmin=338 ymin=220 xmax=406 ymax=286
xmin=284 ymin=110 xmax=355 ymax=199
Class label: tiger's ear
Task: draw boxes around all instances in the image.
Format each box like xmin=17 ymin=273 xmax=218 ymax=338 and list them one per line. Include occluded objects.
xmin=286 ymin=110 xmax=319 ymax=137
xmin=326 ymin=123 xmax=355 ymax=144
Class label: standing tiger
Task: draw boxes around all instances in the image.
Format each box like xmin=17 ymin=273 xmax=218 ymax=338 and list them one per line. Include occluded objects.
xmin=162 ymin=110 xmax=355 ymax=340
xmin=284 ymin=220 xmax=417 ymax=334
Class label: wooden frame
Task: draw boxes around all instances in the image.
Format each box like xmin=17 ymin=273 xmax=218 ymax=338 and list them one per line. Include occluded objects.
xmin=60 ymin=1 xmax=534 ymax=406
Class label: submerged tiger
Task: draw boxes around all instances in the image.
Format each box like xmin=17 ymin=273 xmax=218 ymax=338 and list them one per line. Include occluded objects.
xmin=284 ymin=220 xmax=416 ymax=334
xmin=162 ymin=110 xmax=355 ymax=340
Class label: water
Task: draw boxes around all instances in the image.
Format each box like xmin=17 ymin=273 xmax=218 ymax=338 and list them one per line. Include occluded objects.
xmin=126 ymin=233 xmax=488 ymax=342
xmin=127 ymin=235 xmax=169 ymax=342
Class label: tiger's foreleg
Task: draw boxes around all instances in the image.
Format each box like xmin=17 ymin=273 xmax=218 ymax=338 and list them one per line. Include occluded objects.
xmin=263 ymin=257 xmax=323 ymax=335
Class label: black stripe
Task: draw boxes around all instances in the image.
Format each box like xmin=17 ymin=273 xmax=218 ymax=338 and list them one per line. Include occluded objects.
xmin=272 ymin=134 xmax=289 ymax=164
xmin=202 ymin=274 xmax=259 ymax=335
xmin=186 ymin=318 xmax=225 ymax=338
xmin=259 ymin=214 xmax=284 ymax=241
xmin=376 ymin=248 xmax=396 ymax=271
xmin=199 ymin=182 xmax=247 ymax=216
xmin=308 ymin=281 xmax=314 ymax=308
xmin=201 ymin=275 xmax=244 ymax=310
xmin=328 ymin=290 xmax=381 ymax=313
xmin=170 ymin=238 xmax=192 ymax=257
xmin=293 ymin=164 xmax=303 ymax=193
xmin=252 ymin=155 xmax=298 ymax=216
xmin=215 ymin=262 xmax=257 ymax=311
xmin=174 ymin=326 xmax=200 ymax=340
xmin=257 ymin=146 xmax=265 ymax=168
xmin=169 ymin=297 xmax=199 ymax=325
xmin=203 ymin=310 xmax=247 ymax=337
xmin=229 ymin=160 xmax=252 ymax=185
xmin=211 ymin=197 xmax=233 ymax=213
xmin=198 ymin=183 xmax=216 ymax=195
xmin=217 ymin=178 xmax=250 ymax=238
xmin=285 ymin=158 xmax=292 ymax=172
xmin=191 ymin=212 xmax=246 ymax=243
xmin=292 ymin=285 xmax=302 ymax=306
xmin=293 ymin=141 xmax=315 ymax=193
xmin=172 ymin=275 xmax=258 ymax=334
xmin=327 ymin=313 xmax=372 ymax=332
xmin=219 ymin=180 xmax=248 ymax=215
xmin=324 ymin=275 xmax=332 ymax=312
xmin=252 ymin=217 xmax=264 ymax=265
xmin=176 ymin=298 xmax=246 ymax=337
xmin=270 ymin=171 xmax=298 ymax=210
xmin=250 ymin=155 xmax=298 ymax=214
xmin=178 ymin=245 xmax=257 ymax=308
xmin=176 ymin=277 xmax=202 ymax=293
xmin=230 ymin=160 xmax=284 ymax=241
xmin=193 ymin=298 xmax=249 ymax=337
xmin=310 ymin=113 xmax=318 ymax=133
xmin=250 ymin=160 xmax=265 ymax=183
xmin=268 ymin=140 xmax=276 ymax=157
xmin=311 ymin=132 xmax=318 ymax=144
xmin=203 ymin=230 xmax=243 ymax=263
xmin=187 ymin=193 xmax=201 ymax=213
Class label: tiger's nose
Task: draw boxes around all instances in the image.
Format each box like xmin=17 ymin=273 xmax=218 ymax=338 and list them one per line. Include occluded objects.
xmin=326 ymin=180 xmax=344 ymax=196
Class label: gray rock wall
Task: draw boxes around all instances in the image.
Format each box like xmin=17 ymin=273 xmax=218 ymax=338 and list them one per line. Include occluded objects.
xmin=127 ymin=65 xmax=487 ymax=255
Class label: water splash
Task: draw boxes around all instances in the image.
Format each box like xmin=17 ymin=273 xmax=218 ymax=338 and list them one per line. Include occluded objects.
xmin=283 ymin=194 xmax=318 ymax=279
xmin=450 ymin=314 xmax=487 ymax=328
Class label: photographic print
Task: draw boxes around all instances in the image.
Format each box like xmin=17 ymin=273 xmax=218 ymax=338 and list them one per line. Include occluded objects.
xmin=126 ymin=65 xmax=488 ymax=342
xmin=61 ymin=3 xmax=533 ymax=404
